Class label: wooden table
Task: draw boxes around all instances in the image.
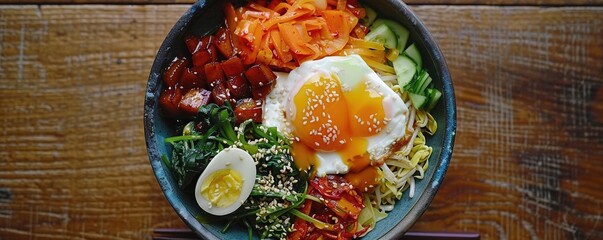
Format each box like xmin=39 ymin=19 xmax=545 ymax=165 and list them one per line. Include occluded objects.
xmin=1 ymin=0 xmax=602 ymax=239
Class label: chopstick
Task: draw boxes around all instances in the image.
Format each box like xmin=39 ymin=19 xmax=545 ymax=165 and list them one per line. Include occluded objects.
xmin=153 ymin=228 xmax=480 ymax=240
xmin=154 ymin=228 xmax=198 ymax=240
xmin=404 ymin=231 xmax=481 ymax=240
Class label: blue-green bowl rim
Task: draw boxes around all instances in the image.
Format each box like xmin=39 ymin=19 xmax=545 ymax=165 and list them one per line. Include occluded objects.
xmin=144 ymin=0 xmax=456 ymax=239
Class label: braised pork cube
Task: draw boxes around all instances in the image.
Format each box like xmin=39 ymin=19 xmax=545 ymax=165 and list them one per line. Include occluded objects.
xmin=191 ymin=36 xmax=218 ymax=67
xmin=163 ymin=57 xmax=189 ymax=88
xmin=221 ymin=57 xmax=246 ymax=78
xmin=179 ymin=67 xmax=207 ymax=92
xmin=159 ymin=87 xmax=183 ymax=116
xmin=244 ymin=63 xmax=277 ymax=89
xmin=234 ymin=98 xmax=263 ymax=124
xmin=252 ymin=84 xmax=274 ymax=100
xmin=214 ymin=27 xmax=235 ymax=58
xmin=221 ymin=57 xmax=250 ymax=99
xmin=204 ymin=62 xmax=226 ymax=88
xmin=179 ymin=88 xmax=212 ymax=115
xmin=226 ymin=75 xmax=252 ymax=99
xmin=184 ymin=34 xmax=201 ymax=54
xmin=190 ymin=66 xmax=208 ymax=87
xmin=211 ymin=82 xmax=235 ymax=106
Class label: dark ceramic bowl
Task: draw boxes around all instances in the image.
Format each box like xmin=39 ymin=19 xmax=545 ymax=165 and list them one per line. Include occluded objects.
xmin=144 ymin=0 xmax=456 ymax=239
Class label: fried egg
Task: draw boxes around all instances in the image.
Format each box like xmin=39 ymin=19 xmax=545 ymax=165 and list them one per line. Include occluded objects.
xmin=194 ymin=148 xmax=256 ymax=216
xmin=263 ymin=55 xmax=408 ymax=176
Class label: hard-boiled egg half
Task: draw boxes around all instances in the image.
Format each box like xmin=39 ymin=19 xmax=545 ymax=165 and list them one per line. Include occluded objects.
xmin=263 ymin=55 xmax=409 ymax=178
xmin=194 ymin=148 xmax=256 ymax=216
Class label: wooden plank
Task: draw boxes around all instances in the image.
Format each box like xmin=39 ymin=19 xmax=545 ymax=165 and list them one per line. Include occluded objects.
xmin=0 ymin=5 xmax=190 ymax=240
xmin=0 ymin=0 xmax=602 ymax=6
xmin=0 ymin=4 xmax=602 ymax=240
xmin=409 ymin=5 xmax=603 ymax=240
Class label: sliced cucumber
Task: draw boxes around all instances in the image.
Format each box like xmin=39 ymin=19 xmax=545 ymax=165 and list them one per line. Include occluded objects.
xmin=408 ymin=92 xmax=428 ymax=109
xmin=403 ymin=69 xmax=438 ymax=110
xmin=404 ymin=43 xmax=422 ymax=69
xmin=364 ymin=24 xmax=397 ymax=50
xmin=369 ymin=18 xmax=386 ymax=31
xmin=392 ymin=55 xmax=416 ymax=87
xmin=425 ymin=88 xmax=442 ymax=111
xmin=371 ymin=19 xmax=409 ymax=52
xmin=367 ymin=18 xmax=438 ymax=111
xmin=363 ymin=5 xmax=378 ymax=27
xmin=417 ymin=72 xmax=432 ymax=94
xmin=404 ymin=69 xmax=425 ymax=93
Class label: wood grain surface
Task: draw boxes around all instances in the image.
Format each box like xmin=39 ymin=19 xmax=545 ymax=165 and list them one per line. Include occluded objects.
xmin=0 ymin=3 xmax=602 ymax=240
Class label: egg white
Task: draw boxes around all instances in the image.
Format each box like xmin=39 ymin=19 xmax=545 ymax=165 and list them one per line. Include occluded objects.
xmin=263 ymin=55 xmax=408 ymax=176
xmin=262 ymin=72 xmax=294 ymax=136
xmin=194 ymin=147 xmax=256 ymax=216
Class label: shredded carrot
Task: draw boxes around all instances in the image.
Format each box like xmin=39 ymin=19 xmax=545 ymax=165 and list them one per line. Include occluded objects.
xmin=300 ymin=18 xmax=325 ymax=31
xmin=336 ymin=0 xmax=347 ymax=10
xmin=351 ymin=24 xmax=368 ymax=39
xmin=269 ymin=29 xmax=293 ymax=63
xmin=263 ymin=8 xmax=313 ymax=30
xmin=278 ymin=22 xmax=313 ymax=55
xmin=256 ymin=33 xmax=273 ymax=65
xmin=247 ymin=3 xmax=276 ymax=13
xmin=242 ymin=10 xmax=274 ymax=19
xmin=229 ymin=0 xmax=381 ymax=69
xmin=224 ymin=3 xmax=241 ymax=54
xmin=271 ymin=2 xmax=291 ymax=13
xmin=346 ymin=5 xmax=365 ymax=18
xmin=238 ymin=20 xmax=265 ymax=65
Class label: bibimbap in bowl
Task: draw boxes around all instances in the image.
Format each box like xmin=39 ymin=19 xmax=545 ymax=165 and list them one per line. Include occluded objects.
xmin=144 ymin=0 xmax=456 ymax=239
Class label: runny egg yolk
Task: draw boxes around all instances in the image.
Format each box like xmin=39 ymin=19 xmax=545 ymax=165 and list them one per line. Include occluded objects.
xmin=344 ymin=166 xmax=381 ymax=192
xmin=200 ymin=169 xmax=243 ymax=208
xmin=290 ymin=73 xmax=387 ymax=174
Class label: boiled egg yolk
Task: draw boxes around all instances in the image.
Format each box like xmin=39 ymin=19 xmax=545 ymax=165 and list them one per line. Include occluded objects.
xmin=200 ymin=169 xmax=243 ymax=208
xmin=195 ymin=148 xmax=256 ymax=216
xmin=290 ymin=73 xmax=387 ymax=174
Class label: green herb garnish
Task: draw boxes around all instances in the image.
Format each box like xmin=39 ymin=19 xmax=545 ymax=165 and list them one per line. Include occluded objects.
xmin=163 ymin=102 xmax=308 ymax=239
